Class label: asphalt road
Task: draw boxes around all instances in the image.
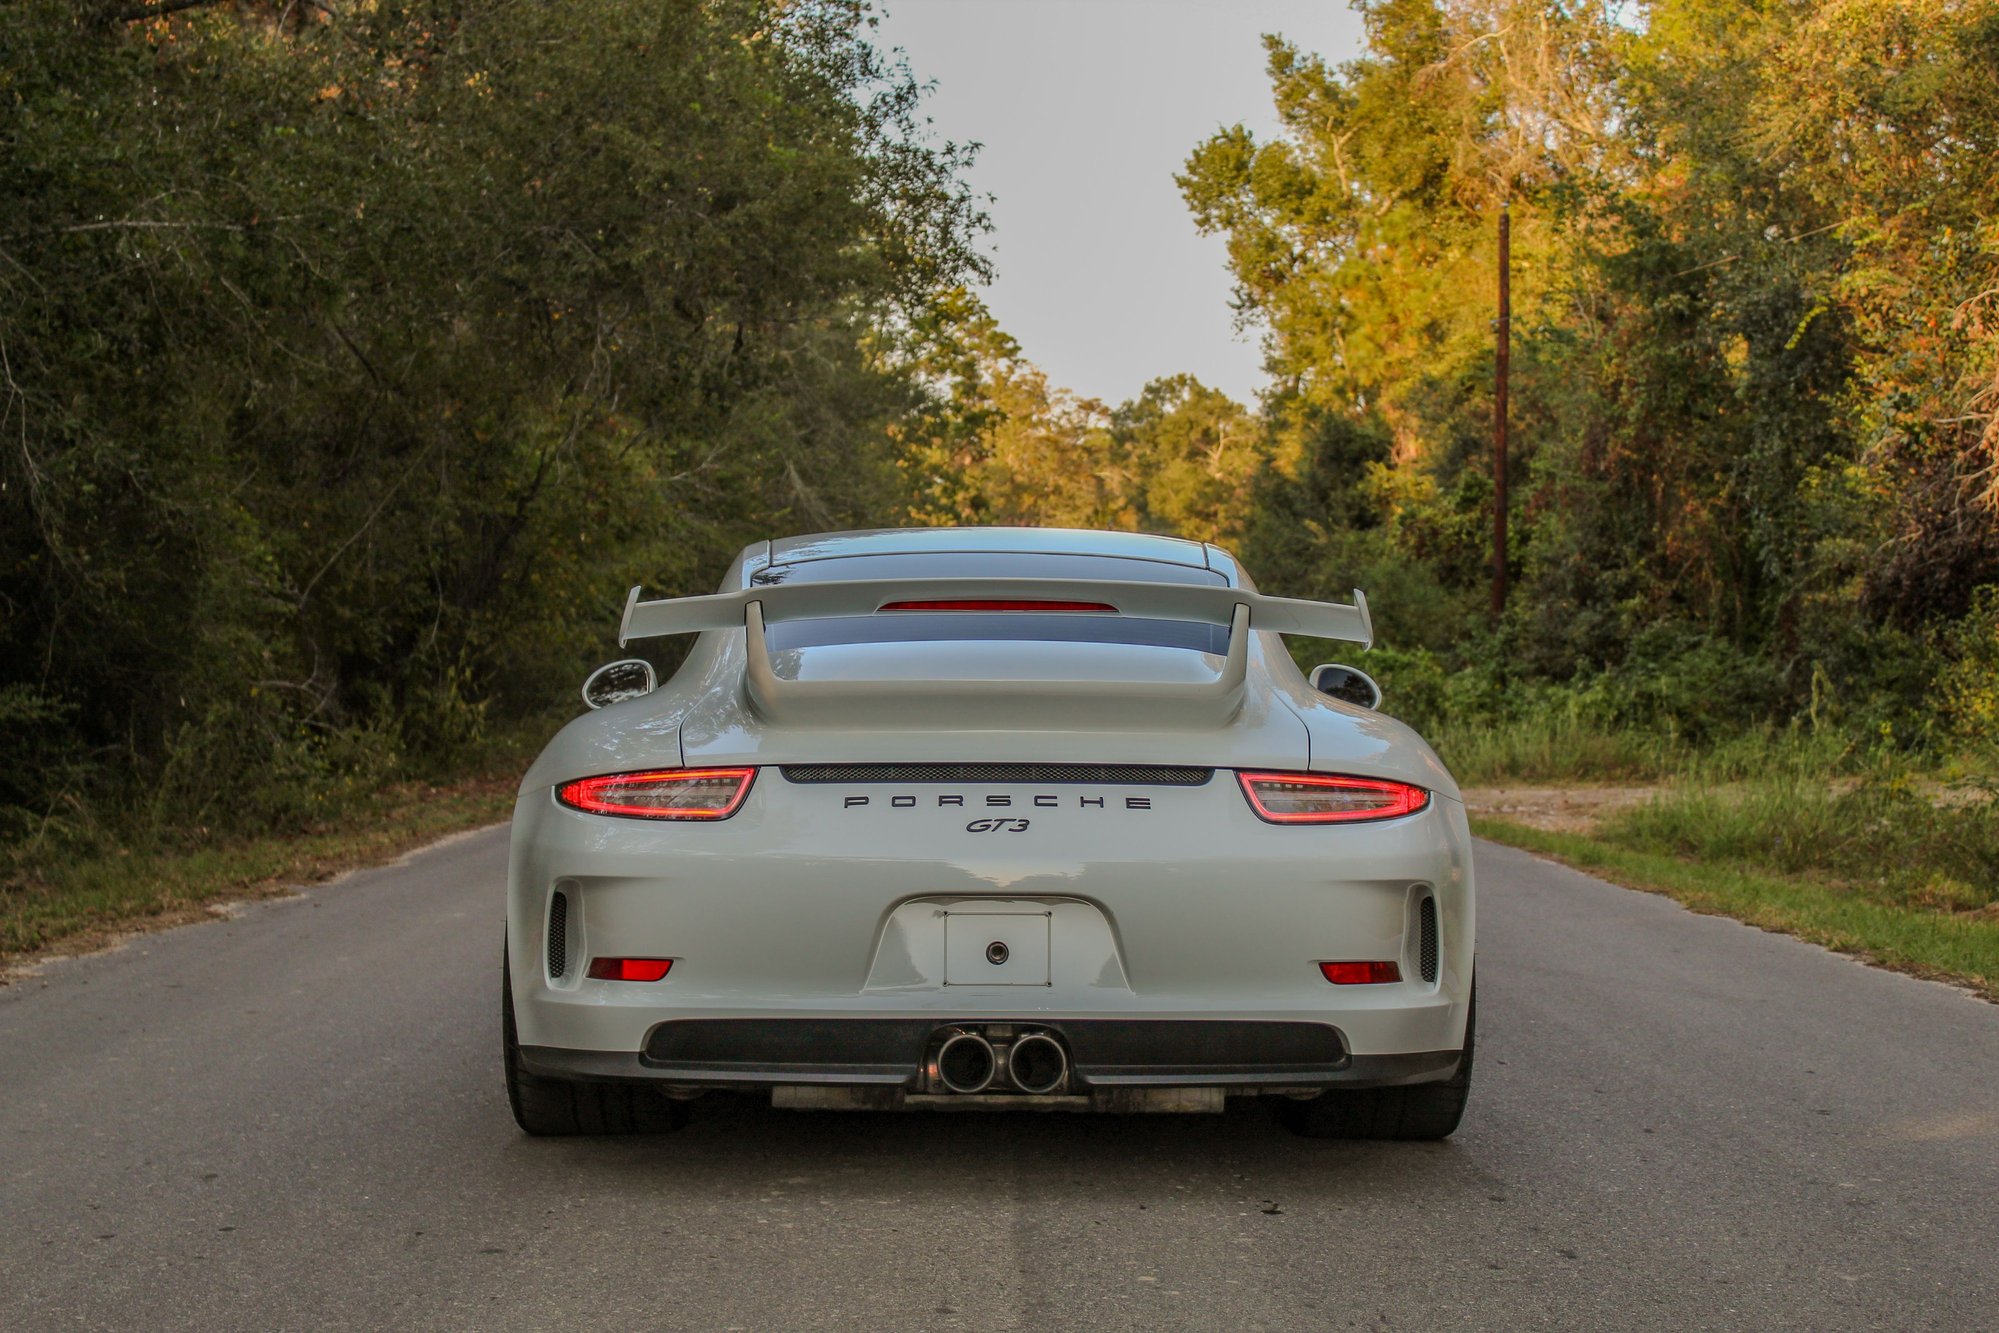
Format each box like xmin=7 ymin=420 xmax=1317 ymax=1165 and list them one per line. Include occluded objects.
xmin=3 ymin=827 xmax=1996 ymax=1332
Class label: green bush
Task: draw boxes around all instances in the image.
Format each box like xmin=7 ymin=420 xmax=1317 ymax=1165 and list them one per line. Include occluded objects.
xmin=1939 ymin=588 xmax=1999 ymax=748
xmin=0 ymin=0 xmax=987 ymax=858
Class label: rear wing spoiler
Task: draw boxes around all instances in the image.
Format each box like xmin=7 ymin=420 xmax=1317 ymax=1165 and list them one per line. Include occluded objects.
xmin=619 ymin=577 xmax=1371 ymax=648
xmin=616 ymin=577 xmax=1371 ymax=725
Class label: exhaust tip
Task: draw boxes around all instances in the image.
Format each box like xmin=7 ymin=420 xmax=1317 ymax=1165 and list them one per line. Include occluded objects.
xmin=935 ymin=1031 xmax=997 ymax=1094
xmin=1007 ymin=1033 xmax=1068 ymax=1095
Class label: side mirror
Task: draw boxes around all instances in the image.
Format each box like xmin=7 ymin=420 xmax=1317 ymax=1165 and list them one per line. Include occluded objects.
xmin=1309 ymin=663 xmax=1382 ymax=710
xmin=581 ymin=658 xmax=656 ymax=710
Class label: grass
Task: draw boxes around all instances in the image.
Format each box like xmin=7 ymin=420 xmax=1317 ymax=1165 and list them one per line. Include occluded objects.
xmin=0 ymin=769 xmax=520 ymax=974
xmin=1437 ymin=708 xmax=1999 ymax=999
xmin=1605 ymin=774 xmax=1998 ymax=912
xmin=1431 ymin=713 xmax=1688 ymax=784
xmin=1471 ymin=816 xmax=1999 ymax=1000
xmin=1432 ymin=712 xmax=1911 ymax=788
xmin=1466 ymin=763 xmax=1999 ymax=1001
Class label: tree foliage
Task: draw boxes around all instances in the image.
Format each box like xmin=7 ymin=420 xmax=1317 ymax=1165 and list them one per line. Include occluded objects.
xmin=9 ymin=0 xmax=1999 ymax=860
xmin=1176 ymin=0 xmax=1999 ymax=742
xmin=0 ymin=0 xmax=987 ymax=842
xmin=897 ymin=294 xmax=1263 ymax=539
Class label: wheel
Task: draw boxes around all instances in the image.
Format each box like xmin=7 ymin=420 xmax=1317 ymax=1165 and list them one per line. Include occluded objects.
xmin=1274 ymin=987 xmax=1475 ymax=1141
xmin=503 ymin=950 xmax=688 ymax=1136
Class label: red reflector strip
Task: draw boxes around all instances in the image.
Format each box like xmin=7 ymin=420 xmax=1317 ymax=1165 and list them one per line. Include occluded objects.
xmin=876 ymin=599 xmax=1119 ymax=613
xmin=587 ymin=957 xmax=673 ymax=982
xmin=1320 ymin=960 xmax=1402 ymax=985
xmin=1237 ymin=771 xmax=1429 ymax=824
xmin=558 ymin=767 xmax=756 ymax=821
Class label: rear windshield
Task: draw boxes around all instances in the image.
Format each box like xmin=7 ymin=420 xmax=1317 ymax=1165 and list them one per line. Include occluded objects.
xmin=751 ymin=552 xmax=1232 ymax=655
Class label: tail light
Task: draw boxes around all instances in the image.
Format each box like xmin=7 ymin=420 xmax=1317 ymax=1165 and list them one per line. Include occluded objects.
xmin=1320 ymin=960 xmax=1402 ymax=985
xmin=558 ymin=767 xmax=756 ymax=820
xmin=588 ymin=957 xmax=673 ymax=982
xmin=1237 ymin=771 xmax=1428 ymax=823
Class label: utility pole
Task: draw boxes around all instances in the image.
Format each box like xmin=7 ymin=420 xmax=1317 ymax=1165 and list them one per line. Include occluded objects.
xmin=1492 ymin=198 xmax=1511 ymax=620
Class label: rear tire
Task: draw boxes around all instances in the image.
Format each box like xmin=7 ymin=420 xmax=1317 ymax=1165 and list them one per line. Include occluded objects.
xmin=1274 ymin=987 xmax=1475 ymax=1141
xmin=503 ymin=951 xmax=688 ymax=1137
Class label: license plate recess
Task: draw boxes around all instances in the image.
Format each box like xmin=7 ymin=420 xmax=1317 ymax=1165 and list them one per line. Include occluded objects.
xmin=943 ymin=912 xmax=1051 ymax=986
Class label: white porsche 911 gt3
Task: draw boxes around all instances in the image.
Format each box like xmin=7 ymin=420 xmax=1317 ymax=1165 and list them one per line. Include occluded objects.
xmin=503 ymin=526 xmax=1475 ymax=1139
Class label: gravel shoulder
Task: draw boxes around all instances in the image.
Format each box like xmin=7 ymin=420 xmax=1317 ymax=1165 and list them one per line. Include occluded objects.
xmin=1459 ymin=784 xmax=1659 ymax=834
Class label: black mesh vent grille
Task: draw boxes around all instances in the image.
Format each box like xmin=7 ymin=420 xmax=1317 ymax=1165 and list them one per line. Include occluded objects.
xmin=1418 ymin=896 xmax=1439 ymax=984
xmin=546 ymin=891 xmax=569 ymax=980
xmin=780 ymin=763 xmax=1213 ymax=786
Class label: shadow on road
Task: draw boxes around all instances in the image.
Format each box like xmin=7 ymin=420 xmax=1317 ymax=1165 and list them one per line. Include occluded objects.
xmin=496 ymin=1091 xmax=1490 ymax=1211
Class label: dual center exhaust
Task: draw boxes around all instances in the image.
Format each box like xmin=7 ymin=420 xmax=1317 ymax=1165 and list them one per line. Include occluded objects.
xmin=932 ymin=1028 xmax=1068 ymax=1096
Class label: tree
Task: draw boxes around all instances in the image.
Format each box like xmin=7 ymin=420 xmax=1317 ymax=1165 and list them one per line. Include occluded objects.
xmin=1113 ymin=376 xmax=1263 ymax=544
xmin=898 ymin=292 xmax=1136 ymax=529
xmin=0 ymin=0 xmax=989 ymax=840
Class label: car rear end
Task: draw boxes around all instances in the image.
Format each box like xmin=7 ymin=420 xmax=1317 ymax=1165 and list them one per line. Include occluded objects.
xmin=504 ymin=530 xmax=1474 ymax=1132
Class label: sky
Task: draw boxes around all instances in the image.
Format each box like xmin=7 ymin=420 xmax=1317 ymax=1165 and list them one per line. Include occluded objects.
xmin=872 ymin=0 xmax=1366 ymax=409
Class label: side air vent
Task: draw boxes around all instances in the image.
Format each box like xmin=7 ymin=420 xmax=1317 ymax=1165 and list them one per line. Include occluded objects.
xmin=1418 ymin=896 xmax=1439 ymax=984
xmin=546 ymin=891 xmax=569 ymax=980
xmin=781 ymin=763 xmax=1213 ymax=785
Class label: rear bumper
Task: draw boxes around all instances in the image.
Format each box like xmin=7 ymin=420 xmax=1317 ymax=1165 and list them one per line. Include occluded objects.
xmin=519 ymin=1017 xmax=1464 ymax=1090
xmin=506 ymin=777 xmax=1477 ymax=1063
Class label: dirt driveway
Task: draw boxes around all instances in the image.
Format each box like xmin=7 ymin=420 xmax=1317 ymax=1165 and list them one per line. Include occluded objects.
xmin=1459 ymin=785 xmax=1657 ymax=834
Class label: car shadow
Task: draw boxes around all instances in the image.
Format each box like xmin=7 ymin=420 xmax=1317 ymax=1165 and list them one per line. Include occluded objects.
xmin=501 ymin=1090 xmax=1491 ymax=1211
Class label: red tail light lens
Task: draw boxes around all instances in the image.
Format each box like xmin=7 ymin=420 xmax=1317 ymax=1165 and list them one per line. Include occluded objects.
xmin=558 ymin=768 xmax=756 ymax=820
xmin=877 ymin=599 xmax=1118 ymax=613
xmin=587 ymin=957 xmax=673 ymax=982
xmin=1320 ymin=960 xmax=1402 ymax=985
xmin=1237 ymin=772 xmax=1429 ymax=823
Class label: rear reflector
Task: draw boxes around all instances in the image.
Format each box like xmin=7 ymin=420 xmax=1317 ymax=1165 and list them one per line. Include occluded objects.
xmin=876 ymin=599 xmax=1119 ymax=613
xmin=1237 ymin=771 xmax=1429 ymax=823
xmin=1320 ymin=960 xmax=1402 ymax=985
xmin=558 ymin=767 xmax=755 ymax=820
xmin=587 ymin=957 xmax=673 ymax=982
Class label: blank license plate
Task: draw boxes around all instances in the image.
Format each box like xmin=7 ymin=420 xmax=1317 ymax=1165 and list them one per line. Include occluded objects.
xmin=943 ymin=912 xmax=1051 ymax=986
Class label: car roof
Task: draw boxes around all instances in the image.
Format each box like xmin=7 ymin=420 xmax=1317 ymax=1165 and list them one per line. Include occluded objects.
xmin=767 ymin=526 xmax=1215 ymax=570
